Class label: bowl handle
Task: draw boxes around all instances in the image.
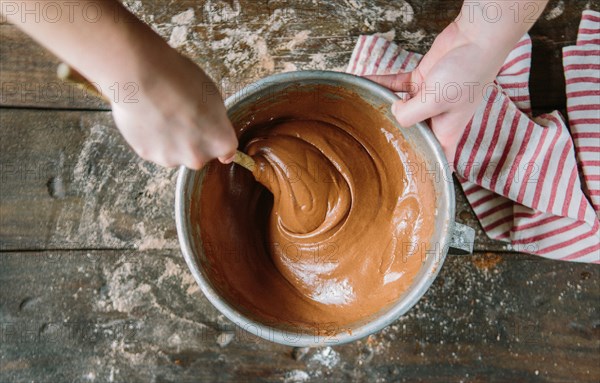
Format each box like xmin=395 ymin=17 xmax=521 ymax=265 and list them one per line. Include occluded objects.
xmin=448 ymin=222 xmax=475 ymax=255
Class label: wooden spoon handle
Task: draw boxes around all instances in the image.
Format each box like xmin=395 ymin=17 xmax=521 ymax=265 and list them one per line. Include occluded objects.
xmin=56 ymin=63 xmax=255 ymax=171
xmin=233 ymin=151 xmax=256 ymax=172
xmin=57 ymin=63 xmax=108 ymax=102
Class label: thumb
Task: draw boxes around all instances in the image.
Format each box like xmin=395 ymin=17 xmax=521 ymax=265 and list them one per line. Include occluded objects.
xmin=209 ymin=119 xmax=238 ymax=164
xmin=366 ymin=72 xmax=417 ymax=94
xmin=391 ymin=94 xmax=439 ymax=128
xmin=218 ymin=150 xmax=237 ymax=164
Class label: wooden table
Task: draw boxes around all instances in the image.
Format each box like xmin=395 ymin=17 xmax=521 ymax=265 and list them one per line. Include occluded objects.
xmin=1 ymin=1 xmax=598 ymax=382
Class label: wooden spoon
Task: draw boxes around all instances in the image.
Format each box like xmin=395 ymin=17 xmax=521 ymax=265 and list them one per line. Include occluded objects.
xmin=57 ymin=63 xmax=255 ymax=172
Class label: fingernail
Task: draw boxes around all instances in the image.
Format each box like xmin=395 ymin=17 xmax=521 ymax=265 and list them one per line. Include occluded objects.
xmin=219 ymin=157 xmax=233 ymax=164
xmin=218 ymin=152 xmax=236 ymax=164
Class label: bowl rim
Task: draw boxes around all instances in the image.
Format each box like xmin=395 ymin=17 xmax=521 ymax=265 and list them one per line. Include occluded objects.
xmin=175 ymin=70 xmax=455 ymax=347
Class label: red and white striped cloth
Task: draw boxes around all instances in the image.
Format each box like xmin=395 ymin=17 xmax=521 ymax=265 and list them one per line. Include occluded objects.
xmin=347 ymin=10 xmax=600 ymax=263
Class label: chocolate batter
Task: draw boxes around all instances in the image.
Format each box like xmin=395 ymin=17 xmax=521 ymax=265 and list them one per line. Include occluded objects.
xmin=192 ymin=84 xmax=435 ymax=333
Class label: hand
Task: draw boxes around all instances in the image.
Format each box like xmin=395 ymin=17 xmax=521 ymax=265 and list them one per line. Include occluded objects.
xmin=2 ymin=0 xmax=239 ymax=170
xmin=110 ymin=48 xmax=238 ymax=169
xmin=367 ymin=21 xmax=513 ymax=167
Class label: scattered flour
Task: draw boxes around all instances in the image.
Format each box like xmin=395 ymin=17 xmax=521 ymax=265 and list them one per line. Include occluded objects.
xmin=216 ymin=332 xmax=235 ymax=347
xmin=286 ymin=30 xmax=311 ymax=50
xmin=284 ymin=370 xmax=310 ymax=383
xmin=282 ymin=62 xmax=298 ymax=72
xmin=384 ymin=1 xmax=414 ymax=24
xmin=172 ymin=8 xmax=195 ymax=25
xmin=169 ymin=9 xmax=195 ymax=48
xmin=169 ymin=25 xmax=190 ymax=48
xmin=55 ymin=122 xmax=178 ymax=250
xmin=545 ymin=0 xmax=564 ymax=20
xmin=375 ymin=30 xmax=396 ymax=42
xmin=203 ymin=0 xmax=242 ymax=24
xmin=202 ymin=7 xmax=291 ymax=79
xmin=122 ymin=0 xmax=142 ymax=14
xmin=157 ymin=257 xmax=198 ymax=296
xmin=399 ymin=29 xmax=430 ymax=49
xmin=255 ymin=37 xmax=275 ymax=72
xmin=309 ymin=347 xmax=340 ymax=369
xmin=305 ymin=53 xmax=346 ymax=72
xmin=89 ymin=251 xmax=214 ymax=381
xmin=95 ymin=260 xmax=157 ymax=313
xmin=123 ymin=0 xmax=426 ymax=85
xmin=136 ymin=222 xmax=171 ymax=251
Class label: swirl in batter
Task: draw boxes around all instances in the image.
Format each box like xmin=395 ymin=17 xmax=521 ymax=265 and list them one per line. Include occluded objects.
xmin=193 ymin=85 xmax=435 ymax=332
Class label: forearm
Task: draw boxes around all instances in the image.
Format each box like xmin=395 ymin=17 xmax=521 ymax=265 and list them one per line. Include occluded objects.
xmin=0 ymin=0 xmax=173 ymax=95
xmin=457 ymin=0 xmax=549 ymax=55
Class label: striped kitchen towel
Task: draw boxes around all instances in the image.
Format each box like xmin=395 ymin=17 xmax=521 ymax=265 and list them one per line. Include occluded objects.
xmin=347 ymin=10 xmax=600 ymax=263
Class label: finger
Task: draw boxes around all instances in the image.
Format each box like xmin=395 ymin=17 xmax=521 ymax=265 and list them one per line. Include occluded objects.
xmin=437 ymin=134 xmax=458 ymax=172
xmin=365 ymin=72 xmax=416 ymax=93
xmin=151 ymin=158 xmax=178 ymax=168
xmin=218 ymin=150 xmax=237 ymax=164
xmin=131 ymin=145 xmax=151 ymax=162
xmin=207 ymin=122 xmax=239 ymax=159
xmin=153 ymin=153 xmax=178 ymax=169
xmin=443 ymin=145 xmax=457 ymax=171
xmin=429 ymin=112 xmax=473 ymax=170
xmin=131 ymin=142 xmax=179 ymax=168
xmin=184 ymin=158 xmax=206 ymax=170
xmin=391 ymin=93 xmax=442 ymax=128
xmin=182 ymin=146 xmax=209 ymax=170
xmin=432 ymin=128 xmax=459 ymax=170
xmin=210 ymin=136 xmax=237 ymax=161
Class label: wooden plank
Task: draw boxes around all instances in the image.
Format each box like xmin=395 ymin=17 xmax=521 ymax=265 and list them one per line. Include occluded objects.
xmin=0 ymin=108 xmax=508 ymax=252
xmin=0 ymin=109 xmax=179 ymax=251
xmin=0 ymin=25 xmax=107 ymax=110
xmin=1 ymin=0 xmax=597 ymax=110
xmin=0 ymin=249 xmax=598 ymax=382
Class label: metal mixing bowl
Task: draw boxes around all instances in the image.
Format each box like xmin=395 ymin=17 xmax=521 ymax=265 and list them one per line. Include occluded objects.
xmin=175 ymin=71 xmax=474 ymax=347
